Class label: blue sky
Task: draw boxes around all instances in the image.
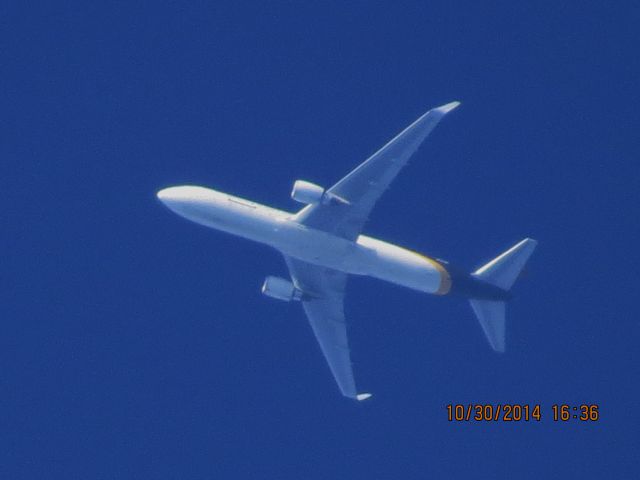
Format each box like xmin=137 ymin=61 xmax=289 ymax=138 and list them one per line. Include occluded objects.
xmin=2 ymin=1 xmax=639 ymax=478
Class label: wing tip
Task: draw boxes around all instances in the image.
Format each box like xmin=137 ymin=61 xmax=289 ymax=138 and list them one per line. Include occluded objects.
xmin=356 ymin=393 xmax=373 ymax=401
xmin=434 ymin=101 xmax=461 ymax=114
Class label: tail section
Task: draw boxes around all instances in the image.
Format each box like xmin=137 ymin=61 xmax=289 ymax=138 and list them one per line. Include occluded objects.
xmin=472 ymin=238 xmax=538 ymax=290
xmin=469 ymin=238 xmax=537 ymax=352
xmin=469 ymin=299 xmax=506 ymax=352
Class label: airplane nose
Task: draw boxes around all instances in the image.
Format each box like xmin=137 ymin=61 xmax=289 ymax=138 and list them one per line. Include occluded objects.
xmin=156 ymin=187 xmax=180 ymax=202
xmin=156 ymin=185 xmax=217 ymax=220
xmin=156 ymin=187 xmax=192 ymax=215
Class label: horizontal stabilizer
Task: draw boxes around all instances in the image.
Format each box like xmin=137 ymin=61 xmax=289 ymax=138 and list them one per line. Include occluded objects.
xmin=473 ymin=238 xmax=537 ymax=290
xmin=469 ymin=299 xmax=506 ymax=352
xmin=469 ymin=238 xmax=537 ymax=352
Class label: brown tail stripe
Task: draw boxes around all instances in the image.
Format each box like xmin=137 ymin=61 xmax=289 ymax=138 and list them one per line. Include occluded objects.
xmin=413 ymin=252 xmax=452 ymax=295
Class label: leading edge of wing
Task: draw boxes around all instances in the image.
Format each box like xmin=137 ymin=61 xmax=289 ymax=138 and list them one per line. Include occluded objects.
xmin=294 ymin=101 xmax=460 ymax=240
xmin=328 ymin=100 xmax=460 ymax=200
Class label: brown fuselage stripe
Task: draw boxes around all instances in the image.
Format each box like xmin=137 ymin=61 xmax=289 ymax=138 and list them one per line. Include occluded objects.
xmin=414 ymin=253 xmax=452 ymax=295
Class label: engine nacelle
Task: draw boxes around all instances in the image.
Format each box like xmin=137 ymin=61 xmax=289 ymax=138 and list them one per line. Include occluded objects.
xmin=291 ymin=180 xmax=325 ymax=204
xmin=261 ymin=276 xmax=303 ymax=302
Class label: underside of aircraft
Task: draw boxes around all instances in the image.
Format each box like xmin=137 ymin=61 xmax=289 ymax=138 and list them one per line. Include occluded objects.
xmin=157 ymin=102 xmax=537 ymax=400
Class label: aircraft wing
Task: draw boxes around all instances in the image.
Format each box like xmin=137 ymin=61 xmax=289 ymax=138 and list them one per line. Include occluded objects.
xmin=294 ymin=101 xmax=460 ymax=240
xmin=284 ymin=255 xmax=370 ymax=401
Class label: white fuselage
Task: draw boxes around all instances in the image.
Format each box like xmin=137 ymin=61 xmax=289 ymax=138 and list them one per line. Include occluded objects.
xmin=157 ymin=186 xmax=451 ymax=295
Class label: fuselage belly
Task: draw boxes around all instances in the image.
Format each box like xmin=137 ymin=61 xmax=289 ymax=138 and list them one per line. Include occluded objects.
xmin=158 ymin=186 xmax=448 ymax=295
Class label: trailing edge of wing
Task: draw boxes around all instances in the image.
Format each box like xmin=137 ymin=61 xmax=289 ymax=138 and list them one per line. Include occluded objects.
xmin=284 ymin=256 xmax=368 ymax=400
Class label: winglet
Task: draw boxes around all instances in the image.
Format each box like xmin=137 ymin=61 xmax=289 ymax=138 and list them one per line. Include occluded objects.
xmin=356 ymin=393 xmax=373 ymax=401
xmin=434 ymin=101 xmax=461 ymax=115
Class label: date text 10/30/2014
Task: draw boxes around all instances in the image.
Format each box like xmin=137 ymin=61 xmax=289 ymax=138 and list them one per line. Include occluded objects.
xmin=446 ymin=404 xmax=599 ymax=422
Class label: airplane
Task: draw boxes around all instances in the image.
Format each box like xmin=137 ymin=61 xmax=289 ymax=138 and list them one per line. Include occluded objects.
xmin=157 ymin=101 xmax=537 ymax=401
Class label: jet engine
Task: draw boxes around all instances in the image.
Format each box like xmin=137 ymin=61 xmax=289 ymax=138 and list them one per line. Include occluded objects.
xmin=261 ymin=276 xmax=303 ymax=302
xmin=291 ymin=180 xmax=325 ymax=204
